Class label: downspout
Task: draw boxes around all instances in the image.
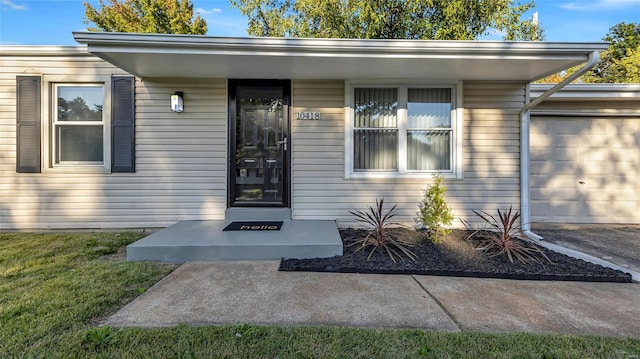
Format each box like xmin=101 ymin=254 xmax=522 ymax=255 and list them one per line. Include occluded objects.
xmin=520 ymin=50 xmax=600 ymax=241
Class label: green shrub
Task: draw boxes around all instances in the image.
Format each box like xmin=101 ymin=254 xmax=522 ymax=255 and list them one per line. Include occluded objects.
xmin=348 ymin=198 xmax=417 ymax=262
xmin=419 ymin=174 xmax=454 ymax=243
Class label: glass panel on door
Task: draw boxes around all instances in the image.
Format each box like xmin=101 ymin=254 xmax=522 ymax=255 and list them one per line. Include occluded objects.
xmin=234 ymin=86 xmax=286 ymax=204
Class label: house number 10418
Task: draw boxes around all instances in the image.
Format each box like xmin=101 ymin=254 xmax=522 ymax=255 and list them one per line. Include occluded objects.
xmin=297 ymin=112 xmax=321 ymax=120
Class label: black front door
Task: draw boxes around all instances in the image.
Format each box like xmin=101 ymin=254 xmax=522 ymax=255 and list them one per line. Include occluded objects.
xmin=228 ymin=80 xmax=290 ymax=207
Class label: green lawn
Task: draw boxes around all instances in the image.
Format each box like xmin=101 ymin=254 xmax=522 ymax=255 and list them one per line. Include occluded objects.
xmin=1 ymin=232 xmax=639 ymax=358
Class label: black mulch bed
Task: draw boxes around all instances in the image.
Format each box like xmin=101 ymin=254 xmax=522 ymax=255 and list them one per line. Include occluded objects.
xmin=279 ymin=228 xmax=633 ymax=283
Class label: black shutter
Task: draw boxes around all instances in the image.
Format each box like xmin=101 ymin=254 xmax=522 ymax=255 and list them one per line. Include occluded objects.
xmin=111 ymin=76 xmax=135 ymax=172
xmin=16 ymin=76 xmax=41 ymax=173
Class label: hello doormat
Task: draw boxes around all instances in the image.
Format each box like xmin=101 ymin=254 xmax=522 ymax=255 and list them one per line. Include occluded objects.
xmin=223 ymin=221 xmax=283 ymax=231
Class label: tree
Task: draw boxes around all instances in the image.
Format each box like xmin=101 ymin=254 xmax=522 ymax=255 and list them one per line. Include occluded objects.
xmin=585 ymin=22 xmax=640 ymax=83
xmin=419 ymin=174 xmax=454 ymax=243
xmin=58 ymin=97 xmax=102 ymax=121
xmin=230 ymin=0 xmax=543 ymax=41
xmin=83 ymin=0 xmax=207 ymax=34
xmin=539 ymin=22 xmax=640 ymax=84
xmin=536 ymin=65 xmax=581 ymax=84
xmin=612 ymin=46 xmax=640 ymax=83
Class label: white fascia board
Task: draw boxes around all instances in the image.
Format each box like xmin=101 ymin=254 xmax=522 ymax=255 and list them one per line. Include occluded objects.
xmin=73 ymin=32 xmax=609 ymax=60
xmin=531 ymin=84 xmax=640 ymax=101
xmin=531 ymin=109 xmax=640 ymax=116
xmin=72 ymin=32 xmax=610 ymax=80
xmin=0 ymin=45 xmax=89 ymax=56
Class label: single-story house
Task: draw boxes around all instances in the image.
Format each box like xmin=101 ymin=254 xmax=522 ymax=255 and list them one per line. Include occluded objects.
xmin=1 ymin=32 xmax=636 ymax=242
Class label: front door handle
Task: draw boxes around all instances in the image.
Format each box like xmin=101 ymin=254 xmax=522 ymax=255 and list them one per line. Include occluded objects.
xmin=277 ymin=137 xmax=287 ymax=151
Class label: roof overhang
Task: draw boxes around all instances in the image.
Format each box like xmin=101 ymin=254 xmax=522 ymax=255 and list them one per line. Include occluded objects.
xmin=73 ymin=32 xmax=609 ymax=81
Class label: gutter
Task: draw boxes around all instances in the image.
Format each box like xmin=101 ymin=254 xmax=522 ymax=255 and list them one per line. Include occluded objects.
xmin=520 ymin=50 xmax=600 ymax=241
xmin=74 ymin=31 xmax=609 ymax=57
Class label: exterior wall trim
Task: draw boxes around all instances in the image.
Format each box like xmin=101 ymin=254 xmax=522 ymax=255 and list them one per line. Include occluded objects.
xmin=532 ymin=84 xmax=640 ymax=101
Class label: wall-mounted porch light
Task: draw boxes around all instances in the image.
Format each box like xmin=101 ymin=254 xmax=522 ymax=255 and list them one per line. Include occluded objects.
xmin=170 ymin=91 xmax=184 ymax=113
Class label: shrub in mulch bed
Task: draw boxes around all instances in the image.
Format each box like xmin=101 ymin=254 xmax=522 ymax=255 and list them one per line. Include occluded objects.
xmin=279 ymin=228 xmax=633 ymax=283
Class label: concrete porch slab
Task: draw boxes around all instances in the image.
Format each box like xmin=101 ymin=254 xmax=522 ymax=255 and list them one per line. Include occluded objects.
xmin=127 ymin=220 xmax=343 ymax=263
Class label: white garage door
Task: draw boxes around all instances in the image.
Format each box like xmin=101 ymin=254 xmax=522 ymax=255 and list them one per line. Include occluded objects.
xmin=530 ymin=116 xmax=640 ymax=223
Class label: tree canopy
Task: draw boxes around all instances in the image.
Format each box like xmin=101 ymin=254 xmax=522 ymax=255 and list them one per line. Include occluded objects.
xmin=586 ymin=22 xmax=640 ymax=83
xmin=539 ymin=22 xmax=640 ymax=84
xmin=230 ymin=0 xmax=543 ymax=41
xmin=58 ymin=97 xmax=103 ymax=122
xmin=83 ymin=0 xmax=207 ymax=34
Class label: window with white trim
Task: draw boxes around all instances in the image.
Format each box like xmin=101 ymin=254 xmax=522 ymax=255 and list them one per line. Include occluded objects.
xmin=406 ymin=88 xmax=452 ymax=171
xmin=52 ymin=84 xmax=105 ymax=166
xmin=16 ymin=74 xmax=134 ymax=174
xmin=347 ymin=84 xmax=461 ymax=178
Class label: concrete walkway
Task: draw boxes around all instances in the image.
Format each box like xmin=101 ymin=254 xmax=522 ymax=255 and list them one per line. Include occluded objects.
xmin=106 ymin=261 xmax=640 ymax=338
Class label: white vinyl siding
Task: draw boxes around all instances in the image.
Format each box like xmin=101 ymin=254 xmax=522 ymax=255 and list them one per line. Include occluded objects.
xmin=292 ymin=80 xmax=523 ymax=227
xmin=1 ymin=50 xmax=525 ymax=230
xmin=0 ymin=51 xmax=227 ymax=229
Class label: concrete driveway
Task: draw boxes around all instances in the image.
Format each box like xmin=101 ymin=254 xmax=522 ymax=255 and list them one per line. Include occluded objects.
xmin=532 ymin=224 xmax=640 ymax=274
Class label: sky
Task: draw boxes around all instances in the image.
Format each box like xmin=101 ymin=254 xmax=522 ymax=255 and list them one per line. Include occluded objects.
xmin=0 ymin=0 xmax=639 ymax=45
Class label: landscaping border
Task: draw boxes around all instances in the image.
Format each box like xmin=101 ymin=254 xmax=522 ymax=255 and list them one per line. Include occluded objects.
xmin=279 ymin=229 xmax=633 ymax=283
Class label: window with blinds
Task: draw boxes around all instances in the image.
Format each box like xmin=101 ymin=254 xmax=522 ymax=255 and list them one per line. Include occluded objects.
xmin=351 ymin=86 xmax=455 ymax=175
xmin=353 ymin=88 xmax=398 ymax=170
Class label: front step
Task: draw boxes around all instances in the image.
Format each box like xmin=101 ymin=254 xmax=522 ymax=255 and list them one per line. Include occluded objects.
xmin=127 ymin=219 xmax=343 ymax=263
